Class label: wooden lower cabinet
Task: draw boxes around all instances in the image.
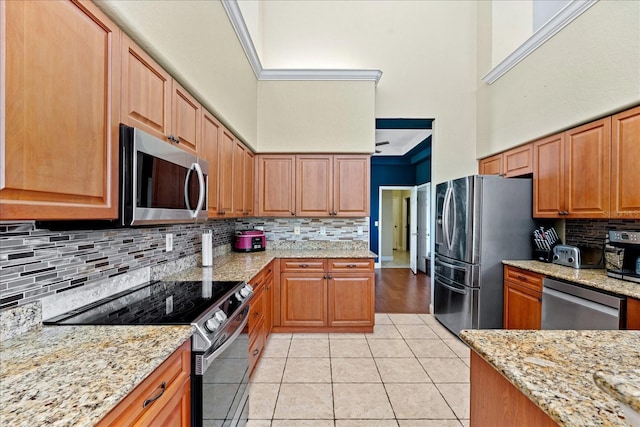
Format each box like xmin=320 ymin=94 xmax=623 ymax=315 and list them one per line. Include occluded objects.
xmin=248 ymin=261 xmax=275 ymax=375
xmin=503 ymin=266 xmax=543 ymax=330
xmin=276 ymin=258 xmax=375 ymax=332
xmin=470 ymin=351 xmax=557 ymax=427
xmin=328 ymin=273 xmax=375 ymax=327
xmin=627 ymin=298 xmax=640 ymax=330
xmin=97 ymin=340 xmax=191 ymax=427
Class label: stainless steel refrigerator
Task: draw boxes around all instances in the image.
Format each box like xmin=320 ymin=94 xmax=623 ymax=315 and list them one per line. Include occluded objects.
xmin=433 ymin=175 xmax=534 ymax=336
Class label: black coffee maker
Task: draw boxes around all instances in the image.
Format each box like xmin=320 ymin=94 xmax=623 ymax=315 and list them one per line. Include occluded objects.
xmin=604 ymin=230 xmax=640 ymax=283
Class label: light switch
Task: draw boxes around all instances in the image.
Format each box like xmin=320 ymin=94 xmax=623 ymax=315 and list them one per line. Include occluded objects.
xmin=294 ymin=226 xmax=301 ymax=235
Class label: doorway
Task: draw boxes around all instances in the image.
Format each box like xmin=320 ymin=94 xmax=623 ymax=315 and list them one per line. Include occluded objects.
xmin=378 ymin=186 xmax=415 ymax=269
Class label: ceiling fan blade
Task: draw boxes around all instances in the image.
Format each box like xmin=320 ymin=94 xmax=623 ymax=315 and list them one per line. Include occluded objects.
xmin=375 ymin=141 xmax=390 ymax=146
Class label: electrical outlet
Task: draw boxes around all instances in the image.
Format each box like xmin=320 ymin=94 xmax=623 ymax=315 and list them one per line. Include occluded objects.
xmin=294 ymin=226 xmax=301 ymax=235
xmin=319 ymin=226 xmax=326 ymax=235
xmin=374 ymin=221 xmax=379 ymax=227
xmin=357 ymin=226 xmax=364 ymax=236
xmin=166 ymin=233 xmax=173 ymax=252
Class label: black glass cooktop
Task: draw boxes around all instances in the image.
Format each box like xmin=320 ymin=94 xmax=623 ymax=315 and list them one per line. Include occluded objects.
xmin=44 ymin=280 xmax=243 ymax=325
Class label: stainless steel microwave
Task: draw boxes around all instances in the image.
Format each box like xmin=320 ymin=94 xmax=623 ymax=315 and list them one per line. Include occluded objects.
xmin=119 ymin=125 xmax=208 ymax=226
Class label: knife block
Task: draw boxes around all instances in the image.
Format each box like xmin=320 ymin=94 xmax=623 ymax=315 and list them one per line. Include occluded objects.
xmin=532 ymin=242 xmax=560 ymax=263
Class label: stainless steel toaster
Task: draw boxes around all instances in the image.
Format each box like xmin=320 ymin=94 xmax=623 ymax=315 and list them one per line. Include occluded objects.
xmin=552 ymin=245 xmax=581 ymax=268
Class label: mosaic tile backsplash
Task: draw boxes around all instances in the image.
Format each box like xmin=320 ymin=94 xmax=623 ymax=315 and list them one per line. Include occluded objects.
xmin=0 ymin=220 xmax=235 ymax=311
xmin=565 ymin=219 xmax=640 ymax=248
xmin=0 ymin=217 xmax=369 ymax=312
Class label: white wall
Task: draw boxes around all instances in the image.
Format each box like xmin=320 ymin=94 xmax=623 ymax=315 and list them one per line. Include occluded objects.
xmin=257 ymin=81 xmax=376 ymax=153
xmin=95 ymin=0 xmax=259 ymax=148
xmin=257 ymin=0 xmax=479 ymax=183
xmin=477 ymin=0 xmax=640 ymax=158
xmin=491 ymin=0 xmax=532 ymax=67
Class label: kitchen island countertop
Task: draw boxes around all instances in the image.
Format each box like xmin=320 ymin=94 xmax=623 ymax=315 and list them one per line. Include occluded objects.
xmin=0 ymin=324 xmax=194 ymax=427
xmin=503 ymin=260 xmax=640 ymax=299
xmin=162 ymin=248 xmax=377 ymax=283
xmin=460 ymin=329 xmax=640 ymax=427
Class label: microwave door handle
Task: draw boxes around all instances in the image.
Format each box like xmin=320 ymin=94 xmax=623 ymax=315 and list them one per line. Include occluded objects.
xmin=184 ymin=165 xmax=194 ymax=212
xmin=192 ymin=162 xmax=205 ymax=218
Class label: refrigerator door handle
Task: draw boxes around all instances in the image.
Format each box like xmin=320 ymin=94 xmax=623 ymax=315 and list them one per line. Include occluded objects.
xmin=436 ymin=276 xmax=468 ymax=295
xmin=449 ymin=185 xmax=457 ymax=250
xmin=435 ymin=257 xmax=467 ymax=272
xmin=442 ymin=187 xmax=453 ymax=250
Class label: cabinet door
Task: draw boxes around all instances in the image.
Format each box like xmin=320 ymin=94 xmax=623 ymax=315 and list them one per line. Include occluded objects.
xmin=533 ymin=133 xmax=565 ymax=218
xmin=121 ymin=34 xmax=171 ymax=141
xmin=281 ymin=273 xmax=327 ymax=327
xmin=135 ymin=378 xmax=191 ymax=427
xmin=232 ymin=141 xmax=247 ymax=216
xmin=611 ymin=106 xmax=640 ymax=219
xmin=328 ymin=273 xmax=374 ymax=327
xmin=200 ymin=111 xmax=221 ymax=218
xmin=296 ymin=155 xmax=333 ymax=216
xmin=333 ymin=155 xmax=370 ymax=216
xmin=1 ymin=0 xmax=120 ymax=220
xmin=256 ymin=155 xmax=296 ymax=217
xmin=479 ymin=154 xmax=502 ymax=175
xmin=564 ymin=118 xmax=611 ymax=218
xmin=244 ymin=149 xmax=255 ymax=216
xmin=503 ymin=144 xmax=533 ymax=178
xmin=627 ymin=298 xmax=640 ymax=330
xmin=264 ymin=269 xmax=274 ymax=336
xmin=217 ymin=128 xmax=235 ymax=215
xmin=171 ymin=81 xmax=200 ymax=155
xmin=503 ymin=281 xmax=541 ymax=330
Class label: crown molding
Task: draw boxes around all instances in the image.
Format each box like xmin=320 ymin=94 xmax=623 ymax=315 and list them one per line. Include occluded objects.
xmin=221 ymin=0 xmax=382 ymax=84
xmin=482 ymin=0 xmax=598 ymax=85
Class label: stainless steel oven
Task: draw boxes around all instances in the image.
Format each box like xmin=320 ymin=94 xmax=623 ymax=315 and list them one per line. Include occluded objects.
xmin=44 ymin=279 xmax=253 ymax=427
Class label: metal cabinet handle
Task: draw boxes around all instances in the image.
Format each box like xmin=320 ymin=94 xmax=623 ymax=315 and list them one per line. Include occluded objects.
xmin=517 ymin=275 xmax=528 ymax=281
xmin=327 ymin=274 xmax=332 ymax=279
xmin=347 ymin=264 xmax=357 ymax=268
xmin=143 ymin=381 xmax=166 ymax=408
xmin=291 ymin=212 xmax=295 ymax=216
xmin=253 ymin=349 xmax=260 ymax=356
xmin=253 ymin=311 xmax=260 ymax=318
xmin=299 ymin=264 xmax=309 ymax=268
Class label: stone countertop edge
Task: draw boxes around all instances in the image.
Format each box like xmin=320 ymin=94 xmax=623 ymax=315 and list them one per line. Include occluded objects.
xmin=0 ymin=324 xmax=194 ymax=427
xmin=594 ymin=369 xmax=640 ymax=413
xmin=502 ymin=259 xmax=640 ymax=299
xmin=162 ymin=248 xmax=378 ymax=283
xmin=460 ymin=329 xmax=640 ymax=427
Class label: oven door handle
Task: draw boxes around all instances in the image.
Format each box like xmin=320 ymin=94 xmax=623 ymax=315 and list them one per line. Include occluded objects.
xmin=199 ymin=314 xmax=249 ymax=375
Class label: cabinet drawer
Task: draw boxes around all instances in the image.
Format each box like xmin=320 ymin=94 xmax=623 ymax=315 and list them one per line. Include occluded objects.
xmin=281 ymin=259 xmax=327 ymax=273
xmin=249 ymin=288 xmax=264 ymax=335
xmin=249 ymin=319 xmax=265 ymax=376
xmin=328 ymin=258 xmax=374 ymax=272
xmin=97 ymin=339 xmax=191 ymax=427
xmin=249 ymin=270 xmax=266 ymax=293
xmin=504 ymin=266 xmax=544 ymax=292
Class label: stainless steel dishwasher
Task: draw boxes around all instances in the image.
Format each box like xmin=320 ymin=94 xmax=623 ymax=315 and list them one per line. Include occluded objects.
xmin=541 ymin=278 xmax=625 ymax=329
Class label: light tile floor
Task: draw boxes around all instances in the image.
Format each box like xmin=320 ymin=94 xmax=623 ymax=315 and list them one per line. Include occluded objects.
xmin=248 ymin=313 xmax=470 ymax=427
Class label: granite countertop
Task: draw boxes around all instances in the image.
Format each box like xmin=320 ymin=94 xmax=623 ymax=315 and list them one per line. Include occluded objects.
xmin=594 ymin=369 xmax=640 ymax=414
xmin=460 ymin=329 xmax=640 ymax=427
xmin=0 ymin=324 xmax=194 ymax=427
xmin=162 ymin=248 xmax=377 ymax=283
xmin=503 ymin=260 xmax=640 ymax=299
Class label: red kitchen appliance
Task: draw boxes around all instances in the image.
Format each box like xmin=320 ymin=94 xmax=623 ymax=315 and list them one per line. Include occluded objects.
xmin=234 ymin=230 xmax=266 ymax=252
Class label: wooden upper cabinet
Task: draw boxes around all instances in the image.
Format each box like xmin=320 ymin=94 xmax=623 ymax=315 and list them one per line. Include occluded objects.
xmin=503 ymin=144 xmax=533 ymax=177
xmin=244 ymin=149 xmax=255 ymax=216
xmin=120 ymin=34 xmax=171 ymax=141
xmin=564 ymin=117 xmax=611 ymax=218
xmin=1 ymin=0 xmax=120 ymax=220
xmin=611 ymin=106 xmax=640 ymax=219
xmin=479 ymin=154 xmax=502 ymax=175
xmin=296 ymin=155 xmax=333 ymax=216
xmin=171 ymin=81 xmax=201 ymax=155
xmin=232 ymin=141 xmax=247 ymax=216
xmin=333 ymin=155 xmax=370 ymax=216
xmin=218 ymin=128 xmax=235 ymax=215
xmin=256 ymin=155 xmax=296 ymax=217
xmin=200 ymin=111 xmax=221 ymax=218
xmin=533 ymin=133 xmax=565 ymax=218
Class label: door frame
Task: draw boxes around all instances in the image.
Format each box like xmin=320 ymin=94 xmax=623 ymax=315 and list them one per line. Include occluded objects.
xmin=377 ymin=186 xmax=416 ymax=269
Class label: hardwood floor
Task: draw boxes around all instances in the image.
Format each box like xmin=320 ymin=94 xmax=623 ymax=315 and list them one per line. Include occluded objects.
xmin=375 ymin=268 xmax=431 ymax=313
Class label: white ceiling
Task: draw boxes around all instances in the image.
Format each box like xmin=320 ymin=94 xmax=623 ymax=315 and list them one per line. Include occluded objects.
xmin=374 ymin=129 xmax=432 ymax=156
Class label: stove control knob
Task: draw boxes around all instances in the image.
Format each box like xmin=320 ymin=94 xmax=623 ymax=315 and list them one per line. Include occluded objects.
xmin=240 ymin=284 xmax=253 ymax=298
xmin=235 ymin=291 xmax=243 ymax=301
xmin=204 ymin=317 xmax=221 ymax=332
xmin=214 ymin=310 xmax=227 ymax=323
